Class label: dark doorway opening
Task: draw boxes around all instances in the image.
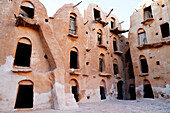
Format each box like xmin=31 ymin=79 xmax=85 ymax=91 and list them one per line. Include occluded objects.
xmin=160 ymin=23 xmax=169 ymax=38
xmin=20 ymin=6 xmax=34 ymax=19
xmin=117 ymin=81 xmax=123 ymax=99
xmin=15 ymin=85 xmax=33 ymax=108
xmin=113 ymin=41 xmax=117 ymax=51
xmin=100 ymin=86 xmax=106 ymax=100
xmin=94 ymin=9 xmax=100 ymax=20
xmin=113 ymin=64 xmax=118 ymax=75
xmin=99 ymin=58 xmax=103 ymax=72
xmin=97 ymin=32 xmax=102 ymax=45
xmin=14 ymin=42 xmax=32 ymax=67
xmin=140 ymin=59 xmax=148 ymax=73
xmin=144 ymin=6 xmax=153 ymax=20
xmin=129 ymin=84 xmax=136 ymax=100
xmin=70 ymin=51 xmax=78 ymax=69
xmin=72 ymin=86 xmax=79 ymax=102
xmin=144 ymin=83 xmax=154 ymax=98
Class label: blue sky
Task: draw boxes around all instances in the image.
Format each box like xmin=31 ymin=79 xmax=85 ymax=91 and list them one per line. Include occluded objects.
xmin=39 ymin=0 xmax=141 ymax=37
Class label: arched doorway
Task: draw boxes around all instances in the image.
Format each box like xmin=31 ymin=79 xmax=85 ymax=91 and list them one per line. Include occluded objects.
xmin=14 ymin=80 xmax=33 ymax=108
xmin=14 ymin=38 xmax=32 ymax=67
xmin=129 ymin=84 xmax=136 ymax=100
xmin=117 ymin=81 xmax=123 ymax=99
xmin=69 ymin=79 xmax=79 ymax=102
xmin=70 ymin=47 xmax=79 ymax=69
xmin=100 ymin=79 xmax=106 ymax=100
xmin=143 ymin=79 xmax=154 ymax=98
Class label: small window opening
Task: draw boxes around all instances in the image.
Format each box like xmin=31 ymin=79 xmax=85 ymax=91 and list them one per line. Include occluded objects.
xmin=162 ymin=4 xmax=165 ymax=7
xmin=113 ymin=41 xmax=117 ymax=51
xmin=160 ymin=23 xmax=169 ymax=38
xmin=87 ymin=96 xmax=90 ymax=99
xmin=45 ymin=19 xmax=48 ymax=22
xmin=70 ymin=50 xmax=78 ymax=69
xmin=138 ymin=29 xmax=148 ymax=45
xmin=144 ymin=6 xmax=153 ymax=20
xmin=44 ymin=54 xmax=48 ymax=59
xmin=97 ymin=30 xmax=102 ymax=45
xmin=156 ymin=61 xmax=160 ymax=65
xmin=113 ymin=64 xmax=118 ymax=74
xmin=94 ymin=9 xmax=101 ymax=20
xmin=86 ymin=62 xmax=89 ymax=65
xmin=126 ymin=42 xmax=129 ymax=45
xmin=106 ymin=41 xmax=108 ymax=44
xmin=14 ymin=39 xmax=32 ymax=67
xmin=86 ymin=31 xmax=88 ymax=34
xmin=111 ymin=17 xmax=115 ymax=29
xmin=19 ymin=2 xmax=34 ymax=19
xmin=159 ymin=18 xmax=162 ymax=20
xmin=140 ymin=56 xmax=149 ymax=73
xmin=69 ymin=14 xmax=76 ymax=35
xmin=155 ymin=33 xmax=158 ymax=35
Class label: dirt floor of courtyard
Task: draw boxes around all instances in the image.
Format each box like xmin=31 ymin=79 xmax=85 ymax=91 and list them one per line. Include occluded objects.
xmin=2 ymin=98 xmax=170 ymax=113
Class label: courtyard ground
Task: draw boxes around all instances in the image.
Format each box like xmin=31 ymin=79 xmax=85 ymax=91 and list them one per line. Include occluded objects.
xmin=2 ymin=98 xmax=170 ymax=113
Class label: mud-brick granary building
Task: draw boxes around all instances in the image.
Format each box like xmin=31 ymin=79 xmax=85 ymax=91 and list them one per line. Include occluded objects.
xmin=129 ymin=0 xmax=170 ymax=99
xmin=0 ymin=0 xmax=134 ymax=111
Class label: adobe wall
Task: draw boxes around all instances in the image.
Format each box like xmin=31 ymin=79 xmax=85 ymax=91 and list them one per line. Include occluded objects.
xmin=129 ymin=0 xmax=170 ymax=99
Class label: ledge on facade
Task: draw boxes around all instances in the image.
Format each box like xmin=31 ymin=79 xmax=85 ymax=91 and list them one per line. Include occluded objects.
xmin=95 ymin=18 xmax=108 ymax=27
xmin=110 ymin=27 xmax=129 ymax=34
xmin=99 ymin=72 xmax=112 ymax=77
xmin=86 ymin=48 xmax=91 ymax=52
xmin=141 ymin=18 xmax=154 ymax=25
xmin=69 ymin=69 xmax=81 ymax=76
xmin=12 ymin=66 xmax=32 ymax=73
xmin=14 ymin=14 xmax=39 ymax=30
xmin=153 ymin=75 xmax=160 ymax=79
xmin=115 ymin=74 xmax=121 ymax=79
xmin=82 ymin=74 xmax=89 ymax=77
xmin=114 ymin=51 xmax=123 ymax=55
xmin=68 ymin=33 xmax=78 ymax=38
xmin=139 ymin=73 xmax=149 ymax=77
xmin=97 ymin=44 xmax=107 ymax=49
xmin=137 ymin=40 xmax=170 ymax=50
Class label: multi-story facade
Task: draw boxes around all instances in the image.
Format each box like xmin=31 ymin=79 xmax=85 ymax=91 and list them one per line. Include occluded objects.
xmin=0 ymin=0 xmax=132 ymax=112
xmin=129 ymin=0 xmax=170 ymax=99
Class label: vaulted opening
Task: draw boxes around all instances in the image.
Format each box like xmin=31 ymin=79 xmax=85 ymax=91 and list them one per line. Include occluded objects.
xmin=69 ymin=13 xmax=76 ymax=35
xmin=113 ymin=40 xmax=117 ymax=51
xmin=140 ymin=55 xmax=149 ymax=73
xmin=94 ymin=9 xmax=100 ymax=20
xmin=144 ymin=6 xmax=153 ymax=20
xmin=111 ymin=17 xmax=115 ymax=29
xmin=143 ymin=79 xmax=154 ymax=98
xmin=138 ymin=29 xmax=147 ymax=45
xmin=117 ymin=81 xmax=123 ymax=99
xmin=99 ymin=54 xmax=105 ymax=72
xmin=113 ymin=59 xmax=118 ymax=75
xmin=70 ymin=48 xmax=78 ymax=69
xmin=97 ymin=30 xmax=102 ymax=45
xmin=15 ymin=80 xmax=33 ymax=109
xmin=69 ymin=79 xmax=79 ymax=102
xmin=129 ymin=84 xmax=136 ymax=100
xmin=160 ymin=23 xmax=169 ymax=38
xmin=19 ymin=2 xmax=34 ymax=19
xmin=14 ymin=38 xmax=32 ymax=67
xmin=100 ymin=80 xmax=106 ymax=100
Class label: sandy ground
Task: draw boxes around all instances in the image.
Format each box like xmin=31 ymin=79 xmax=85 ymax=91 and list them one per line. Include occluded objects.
xmin=2 ymin=99 xmax=170 ymax=113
